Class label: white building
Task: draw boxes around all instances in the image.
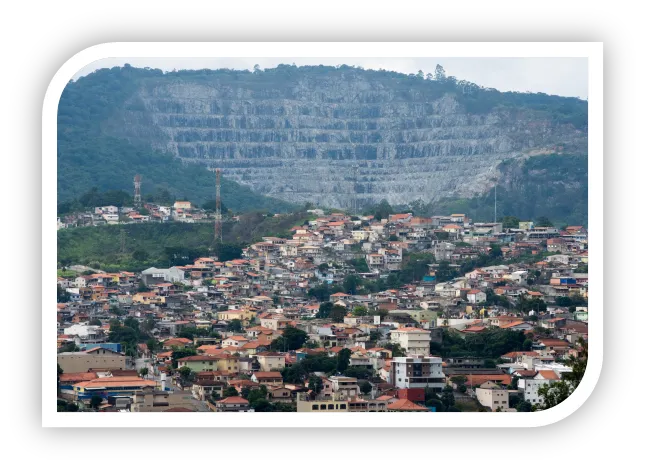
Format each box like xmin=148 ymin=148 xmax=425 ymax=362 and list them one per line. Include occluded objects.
xmin=389 ymin=355 xmax=445 ymax=392
xmin=467 ymin=289 xmax=487 ymax=304
xmin=475 ymin=381 xmax=510 ymax=411
xmin=389 ymin=327 xmax=431 ymax=356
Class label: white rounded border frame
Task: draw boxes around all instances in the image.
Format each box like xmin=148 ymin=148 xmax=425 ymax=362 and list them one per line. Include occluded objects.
xmin=42 ymin=42 xmax=603 ymax=428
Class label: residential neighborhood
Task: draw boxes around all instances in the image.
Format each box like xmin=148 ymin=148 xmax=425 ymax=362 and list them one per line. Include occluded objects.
xmin=57 ymin=210 xmax=588 ymax=413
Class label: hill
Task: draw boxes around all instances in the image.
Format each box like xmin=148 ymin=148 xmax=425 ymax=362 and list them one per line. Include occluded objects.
xmin=58 ymin=64 xmax=587 ymax=224
xmin=57 ymin=211 xmax=311 ymax=272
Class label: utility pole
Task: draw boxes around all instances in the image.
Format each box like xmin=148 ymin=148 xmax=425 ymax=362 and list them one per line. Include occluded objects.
xmin=214 ymin=168 xmax=222 ymax=244
xmin=494 ymin=182 xmax=497 ymax=224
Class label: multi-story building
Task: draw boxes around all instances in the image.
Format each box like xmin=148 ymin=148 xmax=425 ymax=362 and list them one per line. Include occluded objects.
xmin=389 ymin=327 xmax=431 ymax=356
xmin=389 ymin=355 xmax=445 ymax=392
xmin=329 ymin=376 xmax=361 ymax=400
xmin=475 ymin=381 xmax=510 ymax=411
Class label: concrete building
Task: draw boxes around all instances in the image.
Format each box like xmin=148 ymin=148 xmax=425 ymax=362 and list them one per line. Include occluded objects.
xmin=475 ymin=381 xmax=510 ymax=411
xmin=256 ymin=352 xmax=286 ymax=371
xmin=390 ymin=356 xmax=445 ymax=392
xmin=389 ymin=327 xmax=431 ymax=356
xmin=329 ymin=376 xmax=361 ymax=400
xmin=57 ymin=347 xmax=126 ymax=373
xmin=140 ymin=266 xmax=185 ymax=286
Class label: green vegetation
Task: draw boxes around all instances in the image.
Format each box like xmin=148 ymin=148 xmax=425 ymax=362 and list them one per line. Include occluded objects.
xmin=408 ymin=154 xmax=588 ymax=226
xmin=432 ymin=328 xmax=531 ymax=359
xmin=57 ymin=211 xmax=309 ymax=271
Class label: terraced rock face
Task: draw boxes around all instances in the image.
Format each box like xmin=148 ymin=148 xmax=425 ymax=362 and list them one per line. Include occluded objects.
xmin=113 ymin=68 xmax=587 ymax=210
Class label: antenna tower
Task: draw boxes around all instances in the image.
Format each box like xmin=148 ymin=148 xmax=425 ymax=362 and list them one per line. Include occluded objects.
xmin=134 ymin=174 xmax=142 ymax=207
xmin=214 ymin=168 xmax=222 ymax=243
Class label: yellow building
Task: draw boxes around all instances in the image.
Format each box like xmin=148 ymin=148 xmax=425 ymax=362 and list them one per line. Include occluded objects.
xmin=132 ymin=292 xmax=165 ymax=305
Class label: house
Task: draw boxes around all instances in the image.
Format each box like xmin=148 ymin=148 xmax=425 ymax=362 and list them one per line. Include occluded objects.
xmin=467 ymin=289 xmax=486 ymax=304
xmin=163 ymin=337 xmax=193 ymax=349
xmin=386 ymin=399 xmax=429 ymax=412
xmin=215 ymin=397 xmax=253 ymax=412
xmin=499 ymin=321 xmax=534 ymax=332
xmin=192 ymin=380 xmax=225 ymax=401
xmin=256 ymin=352 xmax=286 ymax=371
xmin=475 ymin=381 xmax=510 ymax=411
xmin=267 ymin=386 xmax=294 ymax=403
xmin=251 ymin=371 xmax=284 ymax=386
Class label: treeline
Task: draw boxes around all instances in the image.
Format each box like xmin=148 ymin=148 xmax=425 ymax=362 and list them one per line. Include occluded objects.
xmin=57 ymin=211 xmax=310 ymax=271
xmin=432 ymin=328 xmax=532 ymax=359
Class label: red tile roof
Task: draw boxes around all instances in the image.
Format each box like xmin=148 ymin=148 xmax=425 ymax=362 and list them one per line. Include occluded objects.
xmin=387 ymin=399 xmax=428 ymax=411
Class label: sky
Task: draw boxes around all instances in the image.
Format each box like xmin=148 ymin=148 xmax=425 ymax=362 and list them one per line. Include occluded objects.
xmin=73 ymin=57 xmax=588 ymax=99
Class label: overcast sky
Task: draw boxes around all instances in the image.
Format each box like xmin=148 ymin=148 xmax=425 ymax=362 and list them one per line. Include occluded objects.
xmin=74 ymin=57 xmax=588 ymax=99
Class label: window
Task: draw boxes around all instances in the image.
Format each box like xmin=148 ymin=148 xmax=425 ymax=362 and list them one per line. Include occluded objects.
xmin=312 ymin=405 xmax=319 ymax=410
xmin=340 ymin=404 xmax=346 ymax=409
xmin=320 ymin=405 xmax=326 ymax=410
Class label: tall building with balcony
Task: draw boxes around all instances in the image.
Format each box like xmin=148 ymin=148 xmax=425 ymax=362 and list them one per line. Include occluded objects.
xmin=389 ymin=327 xmax=431 ymax=356
xmin=389 ymin=355 xmax=445 ymax=393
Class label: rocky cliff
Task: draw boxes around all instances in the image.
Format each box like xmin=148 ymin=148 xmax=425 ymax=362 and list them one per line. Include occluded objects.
xmin=60 ymin=65 xmax=588 ymax=216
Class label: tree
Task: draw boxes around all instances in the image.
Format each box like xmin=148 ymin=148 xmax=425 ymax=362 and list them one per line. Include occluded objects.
xmin=343 ymin=274 xmax=361 ymax=295
xmin=90 ymin=395 xmax=103 ymax=409
xmin=270 ymin=326 xmax=308 ymax=352
xmin=337 ymin=348 xmax=351 ymax=372
xmin=483 ymin=358 xmax=497 ymax=369
xmin=353 ymin=305 xmax=368 ymax=316
xmin=384 ymin=342 xmax=406 ymax=358
xmin=426 ymin=399 xmax=444 ymax=412
xmin=434 ymin=64 xmax=446 ymax=81
xmin=139 ymin=367 xmax=149 ymax=378
xmin=57 ymin=363 xmax=64 ymax=375
xmin=502 ymin=216 xmax=520 ymax=229
xmin=57 ymin=284 xmax=71 ymax=303
xmin=451 ymin=375 xmax=467 ymax=387
xmin=330 ymin=304 xmax=348 ymax=323
xmin=441 ymin=385 xmax=455 ymax=409
xmin=308 ymin=375 xmax=323 ymax=394
xmin=137 ymin=280 xmax=149 ymax=292
xmin=360 ymin=381 xmax=372 ymax=395
xmin=537 ymin=338 xmax=587 ymax=410
xmin=226 ymin=319 xmax=243 ymax=332
xmin=178 ymin=366 xmax=192 ymax=381
xmin=146 ymin=338 xmax=159 ymax=354
xmin=223 ymin=386 xmax=239 ymax=398
xmin=252 ymin=398 xmax=274 ymax=412
xmin=316 ymin=301 xmax=334 ymax=318
xmin=60 ymin=342 xmax=80 ymax=353
xmin=536 ymin=216 xmax=553 ymax=227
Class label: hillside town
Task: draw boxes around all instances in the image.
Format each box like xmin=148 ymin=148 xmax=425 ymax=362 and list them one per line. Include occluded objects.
xmin=56 ymin=210 xmax=589 ymax=413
